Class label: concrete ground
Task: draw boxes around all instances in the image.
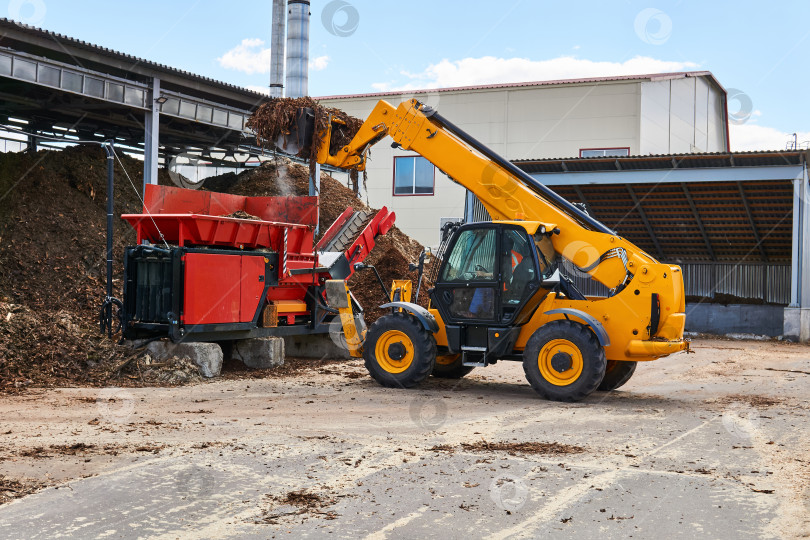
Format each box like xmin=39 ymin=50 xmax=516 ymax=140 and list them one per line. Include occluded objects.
xmin=0 ymin=337 xmax=808 ymax=539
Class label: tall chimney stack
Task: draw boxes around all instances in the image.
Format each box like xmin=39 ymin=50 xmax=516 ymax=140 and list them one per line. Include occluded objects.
xmin=285 ymin=0 xmax=310 ymax=98
xmin=269 ymin=0 xmax=286 ymax=98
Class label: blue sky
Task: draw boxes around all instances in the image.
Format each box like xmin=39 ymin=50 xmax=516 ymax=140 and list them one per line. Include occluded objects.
xmin=9 ymin=0 xmax=810 ymax=150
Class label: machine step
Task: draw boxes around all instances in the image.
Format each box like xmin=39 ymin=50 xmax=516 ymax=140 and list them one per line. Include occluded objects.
xmin=461 ymin=346 xmax=488 ymax=367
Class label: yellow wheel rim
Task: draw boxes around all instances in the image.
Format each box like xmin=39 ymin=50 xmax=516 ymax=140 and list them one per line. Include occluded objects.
xmin=538 ymin=339 xmax=584 ymax=386
xmin=375 ymin=330 xmax=415 ymax=374
xmin=435 ymin=354 xmax=460 ymax=366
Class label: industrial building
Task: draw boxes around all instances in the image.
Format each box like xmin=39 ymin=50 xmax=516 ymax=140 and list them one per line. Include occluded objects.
xmin=318 ymin=71 xmax=730 ymax=247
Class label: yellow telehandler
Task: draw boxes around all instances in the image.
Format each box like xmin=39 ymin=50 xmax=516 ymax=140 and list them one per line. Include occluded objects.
xmin=303 ymin=99 xmax=689 ymax=402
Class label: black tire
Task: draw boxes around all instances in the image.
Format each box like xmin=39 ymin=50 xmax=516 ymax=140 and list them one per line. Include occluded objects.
xmin=431 ymin=354 xmax=474 ymax=379
xmin=597 ymin=360 xmax=637 ymax=391
xmin=522 ymin=320 xmax=606 ymax=402
xmin=363 ymin=312 xmax=437 ymax=388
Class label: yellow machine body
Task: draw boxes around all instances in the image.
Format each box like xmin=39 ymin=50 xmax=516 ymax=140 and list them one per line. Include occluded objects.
xmin=316 ymin=100 xmax=688 ymax=363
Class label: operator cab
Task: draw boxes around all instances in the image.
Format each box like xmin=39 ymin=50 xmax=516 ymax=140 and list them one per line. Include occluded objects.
xmin=430 ymin=221 xmax=557 ymax=363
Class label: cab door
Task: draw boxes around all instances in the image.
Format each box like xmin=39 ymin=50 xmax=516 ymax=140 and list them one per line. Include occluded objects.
xmin=432 ymin=225 xmax=500 ymax=325
xmin=432 ymin=224 xmax=544 ymax=326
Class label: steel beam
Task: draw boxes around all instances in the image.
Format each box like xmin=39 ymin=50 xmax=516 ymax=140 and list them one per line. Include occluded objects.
xmin=736 ymin=181 xmax=769 ymax=263
xmin=681 ymin=182 xmax=716 ymax=261
xmin=797 ymin=164 xmax=810 ymax=308
xmin=529 ymin=165 xmax=805 ymax=186
xmin=626 ymin=185 xmax=665 ymax=260
xmin=143 ymin=78 xmax=160 ymax=190
xmin=572 ymin=185 xmax=594 ymax=217
xmin=799 ymin=162 xmax=810 ymax=308
xmin=0 ymin=47 xmax=148 ymax=108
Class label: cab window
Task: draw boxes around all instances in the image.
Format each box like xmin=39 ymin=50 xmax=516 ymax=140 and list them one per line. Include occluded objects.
xmin=533 ymin=233 xmax=557 ymax=279
xmin=439 ymin=228 xmax=497 ymax=282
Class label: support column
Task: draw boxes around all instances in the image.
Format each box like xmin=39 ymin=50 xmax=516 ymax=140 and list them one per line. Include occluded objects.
xmin=143 ymin=77 xmax=160 ymax=193
xmin=784 ymin=162 xmax=810 ymax=340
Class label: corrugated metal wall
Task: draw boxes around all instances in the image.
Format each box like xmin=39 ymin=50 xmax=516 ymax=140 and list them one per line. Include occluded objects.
xmin=465 ymin=191 xmax=492 ymax=223
xmin=679 ymin=263 xmax=790 ymax=304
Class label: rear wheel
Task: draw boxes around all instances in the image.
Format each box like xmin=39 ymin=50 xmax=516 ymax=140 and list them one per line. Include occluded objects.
xmin=431 ymin=354 xmax=474 ymax=379
xmin=363 ymin=312 xmax=436 ymax=388
xmin=597 ymin=360 xmax=637 ymax=391
xmin=522 ymin=320 xmax=606 ymax=402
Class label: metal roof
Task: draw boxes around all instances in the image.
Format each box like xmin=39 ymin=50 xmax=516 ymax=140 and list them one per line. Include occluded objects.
xmin=0 ymin=18 xmax=266 ymax=103
xmin=514 ymin=150 xmax=807 ymax=174
xmin=317 ymin=71 xmax=723 ymax=100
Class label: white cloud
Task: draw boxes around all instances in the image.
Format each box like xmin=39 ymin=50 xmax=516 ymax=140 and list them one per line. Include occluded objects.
xmin=309 ymin=55 xmax=329 ymax=71
xmin=370 ymin=81 xmax=392 ymax=92
xmin=218 ymin=40 xmax=329 ymax=76
xmin=218 ymin=38 xmax=272 ymax=75
xmin=375 ymin=55 xmax=700 ymax=91
xmin=730 ymin=123 xmax=810 ymax=151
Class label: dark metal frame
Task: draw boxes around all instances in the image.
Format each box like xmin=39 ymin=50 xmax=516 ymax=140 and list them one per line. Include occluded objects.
xmin=626 ymin=185 xmax=665 ymax=260
xmin=122 ymin=245 xmax=334 ymax=343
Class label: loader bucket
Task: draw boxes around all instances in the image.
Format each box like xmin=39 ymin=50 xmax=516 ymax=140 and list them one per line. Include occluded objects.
xmin=276 ymin=107 xmax=316 ymax=155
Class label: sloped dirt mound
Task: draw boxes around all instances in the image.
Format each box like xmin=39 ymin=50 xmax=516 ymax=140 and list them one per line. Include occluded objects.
xmin=0 ymin=146 xmax=190 ymax=392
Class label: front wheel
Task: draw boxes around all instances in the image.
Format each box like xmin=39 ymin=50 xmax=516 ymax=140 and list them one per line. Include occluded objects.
xmin=522 ymin=320 xmax=606 ymax=402
xmin=363 ymin=312 xmax=436 ymax=388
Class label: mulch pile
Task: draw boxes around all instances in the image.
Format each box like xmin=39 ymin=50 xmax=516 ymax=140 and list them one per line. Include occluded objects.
xmin=0 ymin=145 xmax=160 ymax=392
xmin=0 ymin=145 xmax=427 ymax=392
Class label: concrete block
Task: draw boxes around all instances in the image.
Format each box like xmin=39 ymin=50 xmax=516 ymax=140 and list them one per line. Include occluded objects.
xmin=685 ymin=303 xmax=784 ymax=337
xmin=232 ymin=337 xmax=285 ymax=369
xmin=146 ymin=341 xmax=223 ymax=378
xmin=783 ymin=307 xmax=810 ymax=342
xmin=283 ymin=334 xmax=352 ymax=359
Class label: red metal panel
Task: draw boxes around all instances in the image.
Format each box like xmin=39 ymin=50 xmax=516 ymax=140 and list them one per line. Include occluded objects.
xmin=120 ymin=214 xmax=312 ymax=250
xmin=183 ymin=253 xmax=242 ymax=325
xmin=240 ymin=256 xmax=266 ymax=322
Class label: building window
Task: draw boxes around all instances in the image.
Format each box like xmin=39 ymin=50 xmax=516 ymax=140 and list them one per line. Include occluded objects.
xmin=579 ymin=147 xmax=631 ymax=158
xmin=394 ymin=156 xmax=434 ymax=196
